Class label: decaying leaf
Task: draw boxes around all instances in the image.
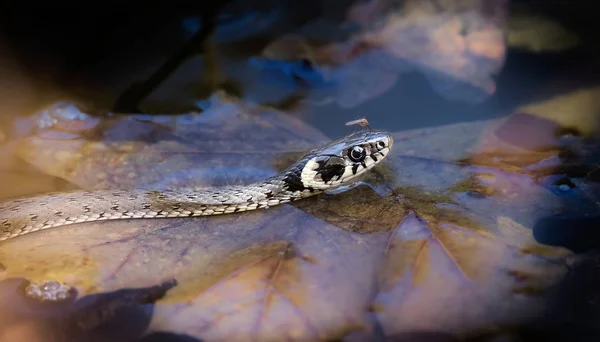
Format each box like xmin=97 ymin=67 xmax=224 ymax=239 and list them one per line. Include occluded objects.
xmin=256 ymin=0 xmax=508 ymax=108
xmin=3 ymin=92 xmax=328 ymax=195
xmin=0 ymin=94 xmax=588 ymax=340
xmin=0 ymin=277 xmax=176 ymax=341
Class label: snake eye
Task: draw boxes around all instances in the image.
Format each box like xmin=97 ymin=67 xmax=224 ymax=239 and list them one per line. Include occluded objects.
xmin=378 ymin=141 xmax=385 ymax=148
xmin=348 ymin=145 xmax=366 ymax=162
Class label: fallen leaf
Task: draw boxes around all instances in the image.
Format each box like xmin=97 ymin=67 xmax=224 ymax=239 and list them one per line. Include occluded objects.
xmin=1 ymin=102 xmax=587 ymax=340
xmin=257 ymin=0 xmax=508 ymax=108
xmin=5 ymin=92 xmax=328 ymax=194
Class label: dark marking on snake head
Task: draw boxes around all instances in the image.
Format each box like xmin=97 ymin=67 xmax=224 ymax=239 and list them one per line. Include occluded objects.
xmin=111 ymin=205 xmax=120 ymax=211
xmin=315 ymin=156 xmax=345 ymax=183
xmin=317 ymin=166 xmax=344 ymax=183
xmin=352 ymin=163 xmax=360 ymax=175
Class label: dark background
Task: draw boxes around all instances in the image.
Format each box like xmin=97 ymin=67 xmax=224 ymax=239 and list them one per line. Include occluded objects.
xmin=0 ymin=0 xmax=599 ymax=134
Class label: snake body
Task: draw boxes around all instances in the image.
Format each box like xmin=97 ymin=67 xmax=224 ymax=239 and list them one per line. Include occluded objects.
xmin=0 ymin=130 xmax=392 ymax=241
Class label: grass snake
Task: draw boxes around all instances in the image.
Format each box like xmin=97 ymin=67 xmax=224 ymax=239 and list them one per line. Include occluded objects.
xmin=0 ymin=130 xmax=393 ymax=241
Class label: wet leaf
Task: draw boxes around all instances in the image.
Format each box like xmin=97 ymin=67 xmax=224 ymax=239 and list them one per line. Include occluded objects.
xmin=0 ymin=101 xmax=586 ymax=340
xmin=4 ymin=92 xmax=328 ymax=194
xmin=0 ymin=277 xmax=176 ymax=342
xmin=516 ymin=87 xmax=600 ymax=137
xmin=257 ymin=0 xmax=508 ymax=107
xmin=347 ymin=0 xmax=508 ymax=103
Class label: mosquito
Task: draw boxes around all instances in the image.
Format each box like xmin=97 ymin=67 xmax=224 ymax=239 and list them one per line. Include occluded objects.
xmin=345 ymin=118 xmax=370 ymax=128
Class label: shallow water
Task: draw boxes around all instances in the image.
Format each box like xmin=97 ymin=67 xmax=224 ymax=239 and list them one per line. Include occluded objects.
xmin=1 ymin=1 xmax=600 ymax=341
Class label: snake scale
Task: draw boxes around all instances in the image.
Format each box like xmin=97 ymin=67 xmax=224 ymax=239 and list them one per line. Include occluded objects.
xmin=0 ymin=130 xmax=393 ymax=241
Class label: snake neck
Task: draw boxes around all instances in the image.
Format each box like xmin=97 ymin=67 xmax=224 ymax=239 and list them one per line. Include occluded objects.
xmin=0 ymin=175 xmax=323 ymax=241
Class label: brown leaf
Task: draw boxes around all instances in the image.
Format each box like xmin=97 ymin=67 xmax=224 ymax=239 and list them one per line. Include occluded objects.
xmin=1 ymin=99 xmax=588 ymax=340
xmin=5 ymin=93 xmax=328 ymax=193
xmin=259 ymin=0 xmax=508 ymax=107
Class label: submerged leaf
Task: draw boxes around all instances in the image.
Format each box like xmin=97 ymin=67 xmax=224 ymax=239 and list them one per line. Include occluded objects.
xmin=256 ymin=0 xmax=508 ymax=107
xmin=0 ymin=277 xmax=176 ymax=341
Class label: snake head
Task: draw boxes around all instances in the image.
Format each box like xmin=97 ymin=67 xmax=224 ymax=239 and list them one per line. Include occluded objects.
xmin=300 ymin=130 xmax=393 ymax=190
